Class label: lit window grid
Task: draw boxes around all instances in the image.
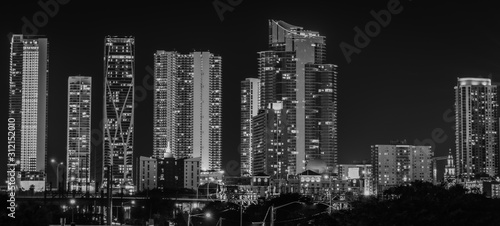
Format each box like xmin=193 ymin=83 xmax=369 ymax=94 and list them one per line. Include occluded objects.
xmin=67 ymin=77 xmax=92 ymax=189
xmin=20 ymin=46 xmax=40 ymax=172
xmin=153 ymin=51 xmax=222 ymax=172
xmin=103 ymin=37 xmax=135 ymax=187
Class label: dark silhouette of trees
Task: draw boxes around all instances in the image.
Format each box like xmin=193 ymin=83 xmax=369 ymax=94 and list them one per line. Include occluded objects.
xmin=0 ymin=194 xmax=52 ymax=226
xmin=333 ymin=181 xmax=500 ymax=226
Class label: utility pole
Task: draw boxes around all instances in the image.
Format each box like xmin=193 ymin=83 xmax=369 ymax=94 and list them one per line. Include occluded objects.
xmin=270 ymin=205 xmax=275 ymax=226
xmin=107 ymin=165 xmax=113 ymax=225
xmin=240 ymin=201 xmax=243 ymax=226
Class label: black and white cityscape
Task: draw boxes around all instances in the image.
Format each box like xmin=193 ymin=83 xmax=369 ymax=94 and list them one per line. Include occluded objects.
xmin=2 ymin=1 xmax=500 ymax=225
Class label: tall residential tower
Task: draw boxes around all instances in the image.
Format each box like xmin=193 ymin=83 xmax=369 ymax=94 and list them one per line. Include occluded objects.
xmin=240 ymin=78 xmax=260 ymax=176
xmin=103 ymin=36 xmax=135 ymax=190
xmin=258 ymin=20 xmax=337 ymax=175
xmin=455 ymin=78 xmax=499 ymax=178
xmin=8 ymin=35 xmax=49 ymax=191
xmin=153 ymin=51 xmax=222 ymax=171
xmin=67 ymin=76 xmax=92 ymax=191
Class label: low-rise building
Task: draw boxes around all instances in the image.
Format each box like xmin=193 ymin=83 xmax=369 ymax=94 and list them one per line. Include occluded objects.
xmin=184 ymin=158 xmax=200 ymax=191
xmin=138 ymin=156 xmax=157 ymax=191
xmin=157 ymin=157 xmax=184 ymax=191
xmin=338 ymin=163 xmax=373 ymax=196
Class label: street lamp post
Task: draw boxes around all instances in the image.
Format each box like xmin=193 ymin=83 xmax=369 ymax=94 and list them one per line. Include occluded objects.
xmin=121 ymin=200 xmax=135 ymax=225
xmin=51 ymin=159 xmax=64 ymax=192
xmin=69 ymin=199 xmax=76 ymax=225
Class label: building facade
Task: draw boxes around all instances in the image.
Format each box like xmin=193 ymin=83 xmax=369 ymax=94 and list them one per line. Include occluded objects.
xmin=444 ymin=150 xmax=456 ymax=183
xmin=258 ymin=20 xmax=337 ymax=175
xmin=157 ymin=156 xmax=184 ymax=191
xmin=251 ymin=102 xmax=288 ymax=179
xmin=153 ymin=51 xmax=175 ymax=159
xmin=184 ymin=158 xmax=200 ymax=190
xmin=240 ymin=78 xmax=260 ymax=177
xmin=455 ymin=78 xmax=499 ymax=178
xmin=371 ymin=143 xmax=433 ymax=194
xmin=138 ymin=156 xmax=157 ymax=191
xmin=8 ymin=35 xmax=49 ymax=191
xmin=337 ymin=163 xmax=373 ymax=196
xmin=153 ymin=51 xmax=222 ymax=171
xmin=67 ymin=76 xmax=92 ymax=191
xmin=103 ymin=36 xmax=135 ymax=191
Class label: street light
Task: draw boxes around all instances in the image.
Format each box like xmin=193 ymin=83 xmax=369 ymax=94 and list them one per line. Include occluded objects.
xmin=121 ymin=200 xmax=136 ymax=225
xmin=187 ymin=212 xmax=211 ymax=226
xmin=69 ymin=199 xmax=76 ymax=225
xmin=51 ymin=159 xmax=64 ymax=191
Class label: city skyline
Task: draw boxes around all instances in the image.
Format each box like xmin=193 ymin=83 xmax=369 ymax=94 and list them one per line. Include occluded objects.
xmin=2 ymin=1 xmax=500 ymax=186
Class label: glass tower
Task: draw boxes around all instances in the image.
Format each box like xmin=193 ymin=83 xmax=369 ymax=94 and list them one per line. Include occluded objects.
xmin=67 ymin=76 xmax=92 ymax=191
xmin=8 ymin=35 xmax=48 ymax=191
xmin=153 ymin=51 xmax=222 ymax=171
xmin=103 ymin=36 xmax=135 ymax=190
xmin=258 ymin=20 xmax=337 ymax=175
xmin=240 ymin=78 xmax=260 ymax=176
xmin=455 ymin=78 xmax=499 ymax=178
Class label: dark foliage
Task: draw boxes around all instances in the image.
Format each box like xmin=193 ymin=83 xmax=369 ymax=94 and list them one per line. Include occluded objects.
xmin=334 ymin=181 xmax=500 ymax=226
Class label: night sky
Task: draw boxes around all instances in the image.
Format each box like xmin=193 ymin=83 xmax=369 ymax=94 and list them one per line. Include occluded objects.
xmin=1 ymin=1 xmax=500 ymax=184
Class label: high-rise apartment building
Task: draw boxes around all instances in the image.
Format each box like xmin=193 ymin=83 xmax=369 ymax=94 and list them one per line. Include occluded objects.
xmin=371 ymin=142 xmax=433 ymax=194
xmin=258 ymin=20 xmax=337 ymax=175
xmin=153 ymin=51 xmax=176 ymax=159
xmin=240 ymin=78 xmax=260 ymax=176
xmin=103 ymin=36 xmax=135 ymax=191
xmin=455 ymin=78 xmax=499 ymax=178
xmin=67 ymin=76 xmax=92 ymax=191
xmin=153 ymin=51 xmax=222 ymax=171
xmin=8 ymin=35 xmax=49 ymax=191
xmin=251 ymin=102 xmax=288 ymax=179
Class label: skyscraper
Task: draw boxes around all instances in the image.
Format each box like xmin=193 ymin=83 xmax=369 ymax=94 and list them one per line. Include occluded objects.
xmin=455 ymin=78 xmax=499 ymax=178
xmin=8 ymin=35 xmax=49 ymax=191
xmin=258 ymin=20 xmax=337 ymax=175
xmin=251 ymin=102 xmax=288 ymax=179
xmin=103 ymin=36 xmax=135 ymax=190
xmin=240 ymin=78 xmax=260 ymax=176
xmin=153 ymin=51 xmax=222 ymax=171
xmin=153 ymin=51 xmax=176 ymax=159
xmin=67 ymin=76 xmax=92 ymax=191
